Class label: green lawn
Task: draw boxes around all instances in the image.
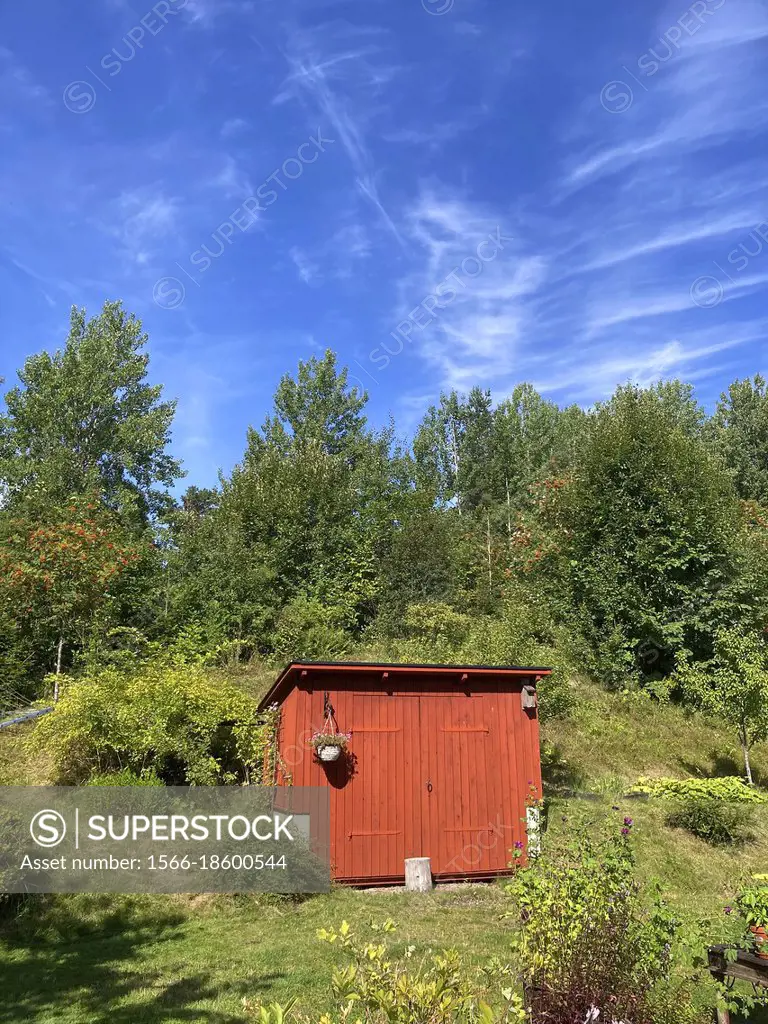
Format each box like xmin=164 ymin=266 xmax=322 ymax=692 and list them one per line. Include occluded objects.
xmin=0 ymin=886 xmax=511 ymax=1024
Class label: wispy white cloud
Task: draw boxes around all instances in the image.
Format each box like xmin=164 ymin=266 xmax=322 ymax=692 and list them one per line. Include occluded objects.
xmin=220 ymin=117 xmax=249 ymax=139
xmin=582 ymin=210 xmax=764 ymax=273
xmin=109 ymin=188 xmax=180 ymax=266
xmin=0 ymin=46 xmax=50 ymax=109
xmin=532 ymin=320 xmax=768 ymax=400
xmin=289 ymin=245 xmax=320 ymax=285
xmin=276 ymin=22 xmax=403 ymax=244
xmin=208 ymin=155 xmax=253 ymax=200
xmin=287 ymin=221 xmax=372 ymax=286
xmin=566 ymin=2 xmax=768 ymax=191
xmin=387 ymin=189 xmax=546 ymax=390
xmin=181 ymin=0 xmax=254 ymax=27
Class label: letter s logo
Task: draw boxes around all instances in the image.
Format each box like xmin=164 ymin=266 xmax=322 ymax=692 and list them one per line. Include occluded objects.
xmin=30 ymin=810 xmax=67 ymax=848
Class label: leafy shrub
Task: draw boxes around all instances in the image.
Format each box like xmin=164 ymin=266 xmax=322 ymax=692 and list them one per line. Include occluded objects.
xmin=86 ymin=767 xmax=164 ymax=786
xmin=271 ymin=596 xmax=350 ymax=661
xmin=388 ymin=602 xmax=475 ymax=663
xmin=380 ymin=596 xmax=576 ymax=721
xmin=505 ymin=819 xmax=696 ymax=1023
xmin=665 ymin=797 xmax=755 ymax=846
xmin=245 ymin=919 xmax=527 ymax=1024
xmin=30 ymin=664 xmax=273 ymax=785
xmin=82 ymin=623 xmax=255 ymax=673
xmin=735 ymin=882 xmax=768 ymax=928
xmin=459 ymin=598 xmax=576 ymax=721
xmin=631 ymin=776 xmax=768 ymax=802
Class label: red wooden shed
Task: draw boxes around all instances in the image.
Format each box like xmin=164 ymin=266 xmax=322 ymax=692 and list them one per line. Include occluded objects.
xmin=259 ymin=661 xmax=549 ymax=886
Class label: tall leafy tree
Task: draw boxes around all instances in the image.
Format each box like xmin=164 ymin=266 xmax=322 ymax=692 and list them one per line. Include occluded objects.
xmin=262 ymin=349 xmax=368 ymax=458
xmin=676 ymin=627 xmax=768 ymax=784
xmin=171 ymin=351 xmax=405 ymax=650
xmin=0 ymin=496 xmax=147 ymax=692
xmin=513 ymin=384 xmax=743 ymax=683
xmin=0 ymin=301 xmax=182 ymax=525
xmin=710 ymin=375 xmax=768 ymax=503
xmin=413 ymin=388 xmax=494 ymax=513
xmin=492 ymin=384 xmax=586 ymax=517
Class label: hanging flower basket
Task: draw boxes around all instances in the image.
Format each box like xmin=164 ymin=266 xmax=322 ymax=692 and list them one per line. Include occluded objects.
xmin=309 ymin=731 xmax=351 ymax=763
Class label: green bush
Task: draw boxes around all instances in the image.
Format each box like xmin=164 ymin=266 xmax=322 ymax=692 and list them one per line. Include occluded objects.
xmin=377 ymin=596 xmax=576 ymax=721
xmin=459 ymin=597 xmax=576 ymax=720
xmin=245 ymin=919 xmax=527 ymax=1024
xmin=631 ymin=776 xmax=768 ymax=802
xmin=665 ymin=797 xmax=755 ymax=846
xmin=86 ymin=767 xmax=164 ymax=786
xmin=384 ymin=602 xmax=474 ymax=663
xmin=30 ymin=664 xmax=272 ymax=785
xmin=505 ymin=819 xmax=697 ymax=1023
xmin=271 ymin=596 xmax=350 ymax=662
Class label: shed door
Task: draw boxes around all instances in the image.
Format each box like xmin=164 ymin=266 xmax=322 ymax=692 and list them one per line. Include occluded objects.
xmin=332 ymin=688 xmax=523 ymax=881
xmin=418 ymin=692 xmax=515 ymax=876
xmin=332 ymin=691 xmax=423 ymax=882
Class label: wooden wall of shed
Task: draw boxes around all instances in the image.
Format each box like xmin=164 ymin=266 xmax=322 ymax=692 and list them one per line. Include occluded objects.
xmin=274 ymin=669 xmax=541 ymax=885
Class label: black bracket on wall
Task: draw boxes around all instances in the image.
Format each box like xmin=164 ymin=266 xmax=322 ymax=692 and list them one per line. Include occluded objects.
xmin=323 ymin=691 xmax=335 ymax=719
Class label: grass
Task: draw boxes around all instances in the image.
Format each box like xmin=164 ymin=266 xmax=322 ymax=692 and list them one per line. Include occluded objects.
xmin=3 ymin=670 xmax=768 ymax=1021
xmin=0 ymin=887 xmax=510 ymax=1024
xmin=542 ymin=680 xmax=768 ymax=788
xmin=541 ymin=682 xmax=768 ymax=923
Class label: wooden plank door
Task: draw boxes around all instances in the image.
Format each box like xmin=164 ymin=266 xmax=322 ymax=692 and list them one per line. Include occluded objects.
xmin=418 ymin=690 xmax=517 ymax=876
xmin=333 ymin=691 xmax=422 ymax=882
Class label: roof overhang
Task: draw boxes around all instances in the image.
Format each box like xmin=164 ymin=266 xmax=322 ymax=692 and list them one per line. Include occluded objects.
xmin=257 ymin=660 xmax=552 ymax=711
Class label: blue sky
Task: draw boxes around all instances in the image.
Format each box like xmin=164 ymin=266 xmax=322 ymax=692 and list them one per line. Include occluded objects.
xmin=2 ymin=0 xmax=768 ymax=488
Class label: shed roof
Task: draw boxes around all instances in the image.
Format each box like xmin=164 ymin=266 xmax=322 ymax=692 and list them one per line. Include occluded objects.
xmin=257 ymin=660 xmax=552 ymax=710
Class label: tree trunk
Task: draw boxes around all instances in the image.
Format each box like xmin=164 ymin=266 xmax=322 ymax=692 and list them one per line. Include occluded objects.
xmin=448 ymin=419 xmax=462 ymax=515
xmin=740 ymin=725 xmax=753 ymax=786
xmin=54 ymin=636 xmax=64 ymax=703
xmin=486 ymin=514 xmax=493 ymax=590
xmin=505 ymin=477 xmax=512 ymax=542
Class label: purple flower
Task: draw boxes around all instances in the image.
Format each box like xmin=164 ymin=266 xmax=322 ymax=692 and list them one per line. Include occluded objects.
xmin=725 ymin=906 xmax=733 ymax=915
xmin=623 ymin=817 xmax=633 ymax=827
xmin=621 ymin=827 xmax=630 ymax=836
xmin=514 ymin=840 xmax=524 ymax=850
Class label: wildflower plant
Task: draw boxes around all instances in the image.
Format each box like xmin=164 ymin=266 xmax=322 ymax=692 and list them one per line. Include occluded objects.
xmin=505 ymin=817 xmax=698 ymax=1023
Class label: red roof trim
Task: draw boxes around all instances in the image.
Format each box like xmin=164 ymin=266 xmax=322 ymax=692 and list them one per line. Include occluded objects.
xmin=257 ymin=660 xmax=552 ymax=710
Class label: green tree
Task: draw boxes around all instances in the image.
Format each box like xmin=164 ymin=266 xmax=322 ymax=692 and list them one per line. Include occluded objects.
xmin=413 ymin=388 xmax=493 ymax=513
xmin=710 ymin=375 xmax=768 ymax=503
xmin=514 ymin=384 xmax=743 ymax=684
xmin=0 ymin=496 xmax=146 ymax=695
xmin=170 ymin=352 xmax=405 ymax=652
xmin=492 ymin=384 xmax=586 ymax=521
xmin=0 ymin=301 xmax=182 ymax=524
xmin=263 ymin=349 xmax=368 ymax=458
xmin=676 ymin=626 xmax=768 ymax=784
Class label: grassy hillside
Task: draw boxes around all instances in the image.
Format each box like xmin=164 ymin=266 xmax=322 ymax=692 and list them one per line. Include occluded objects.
xmin=1 ymin=672 xmax=767 ymax=1022
xmin=541 ymin=682 xmax=768 ymax=922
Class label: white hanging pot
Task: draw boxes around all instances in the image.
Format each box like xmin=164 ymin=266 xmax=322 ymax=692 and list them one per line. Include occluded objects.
xmin=318 ymin=744 xmax=343 ymax=762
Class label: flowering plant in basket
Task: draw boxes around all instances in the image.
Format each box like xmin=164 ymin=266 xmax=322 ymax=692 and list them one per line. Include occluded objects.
xmin=310 ymin=730 xmax=351 ymax=749
xmin=309 ymin=731 xmax=351 ymax=762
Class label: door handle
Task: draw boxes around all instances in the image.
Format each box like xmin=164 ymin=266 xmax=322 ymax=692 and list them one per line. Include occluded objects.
xmin=426 ymin=781 xmax=433 ymax=793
